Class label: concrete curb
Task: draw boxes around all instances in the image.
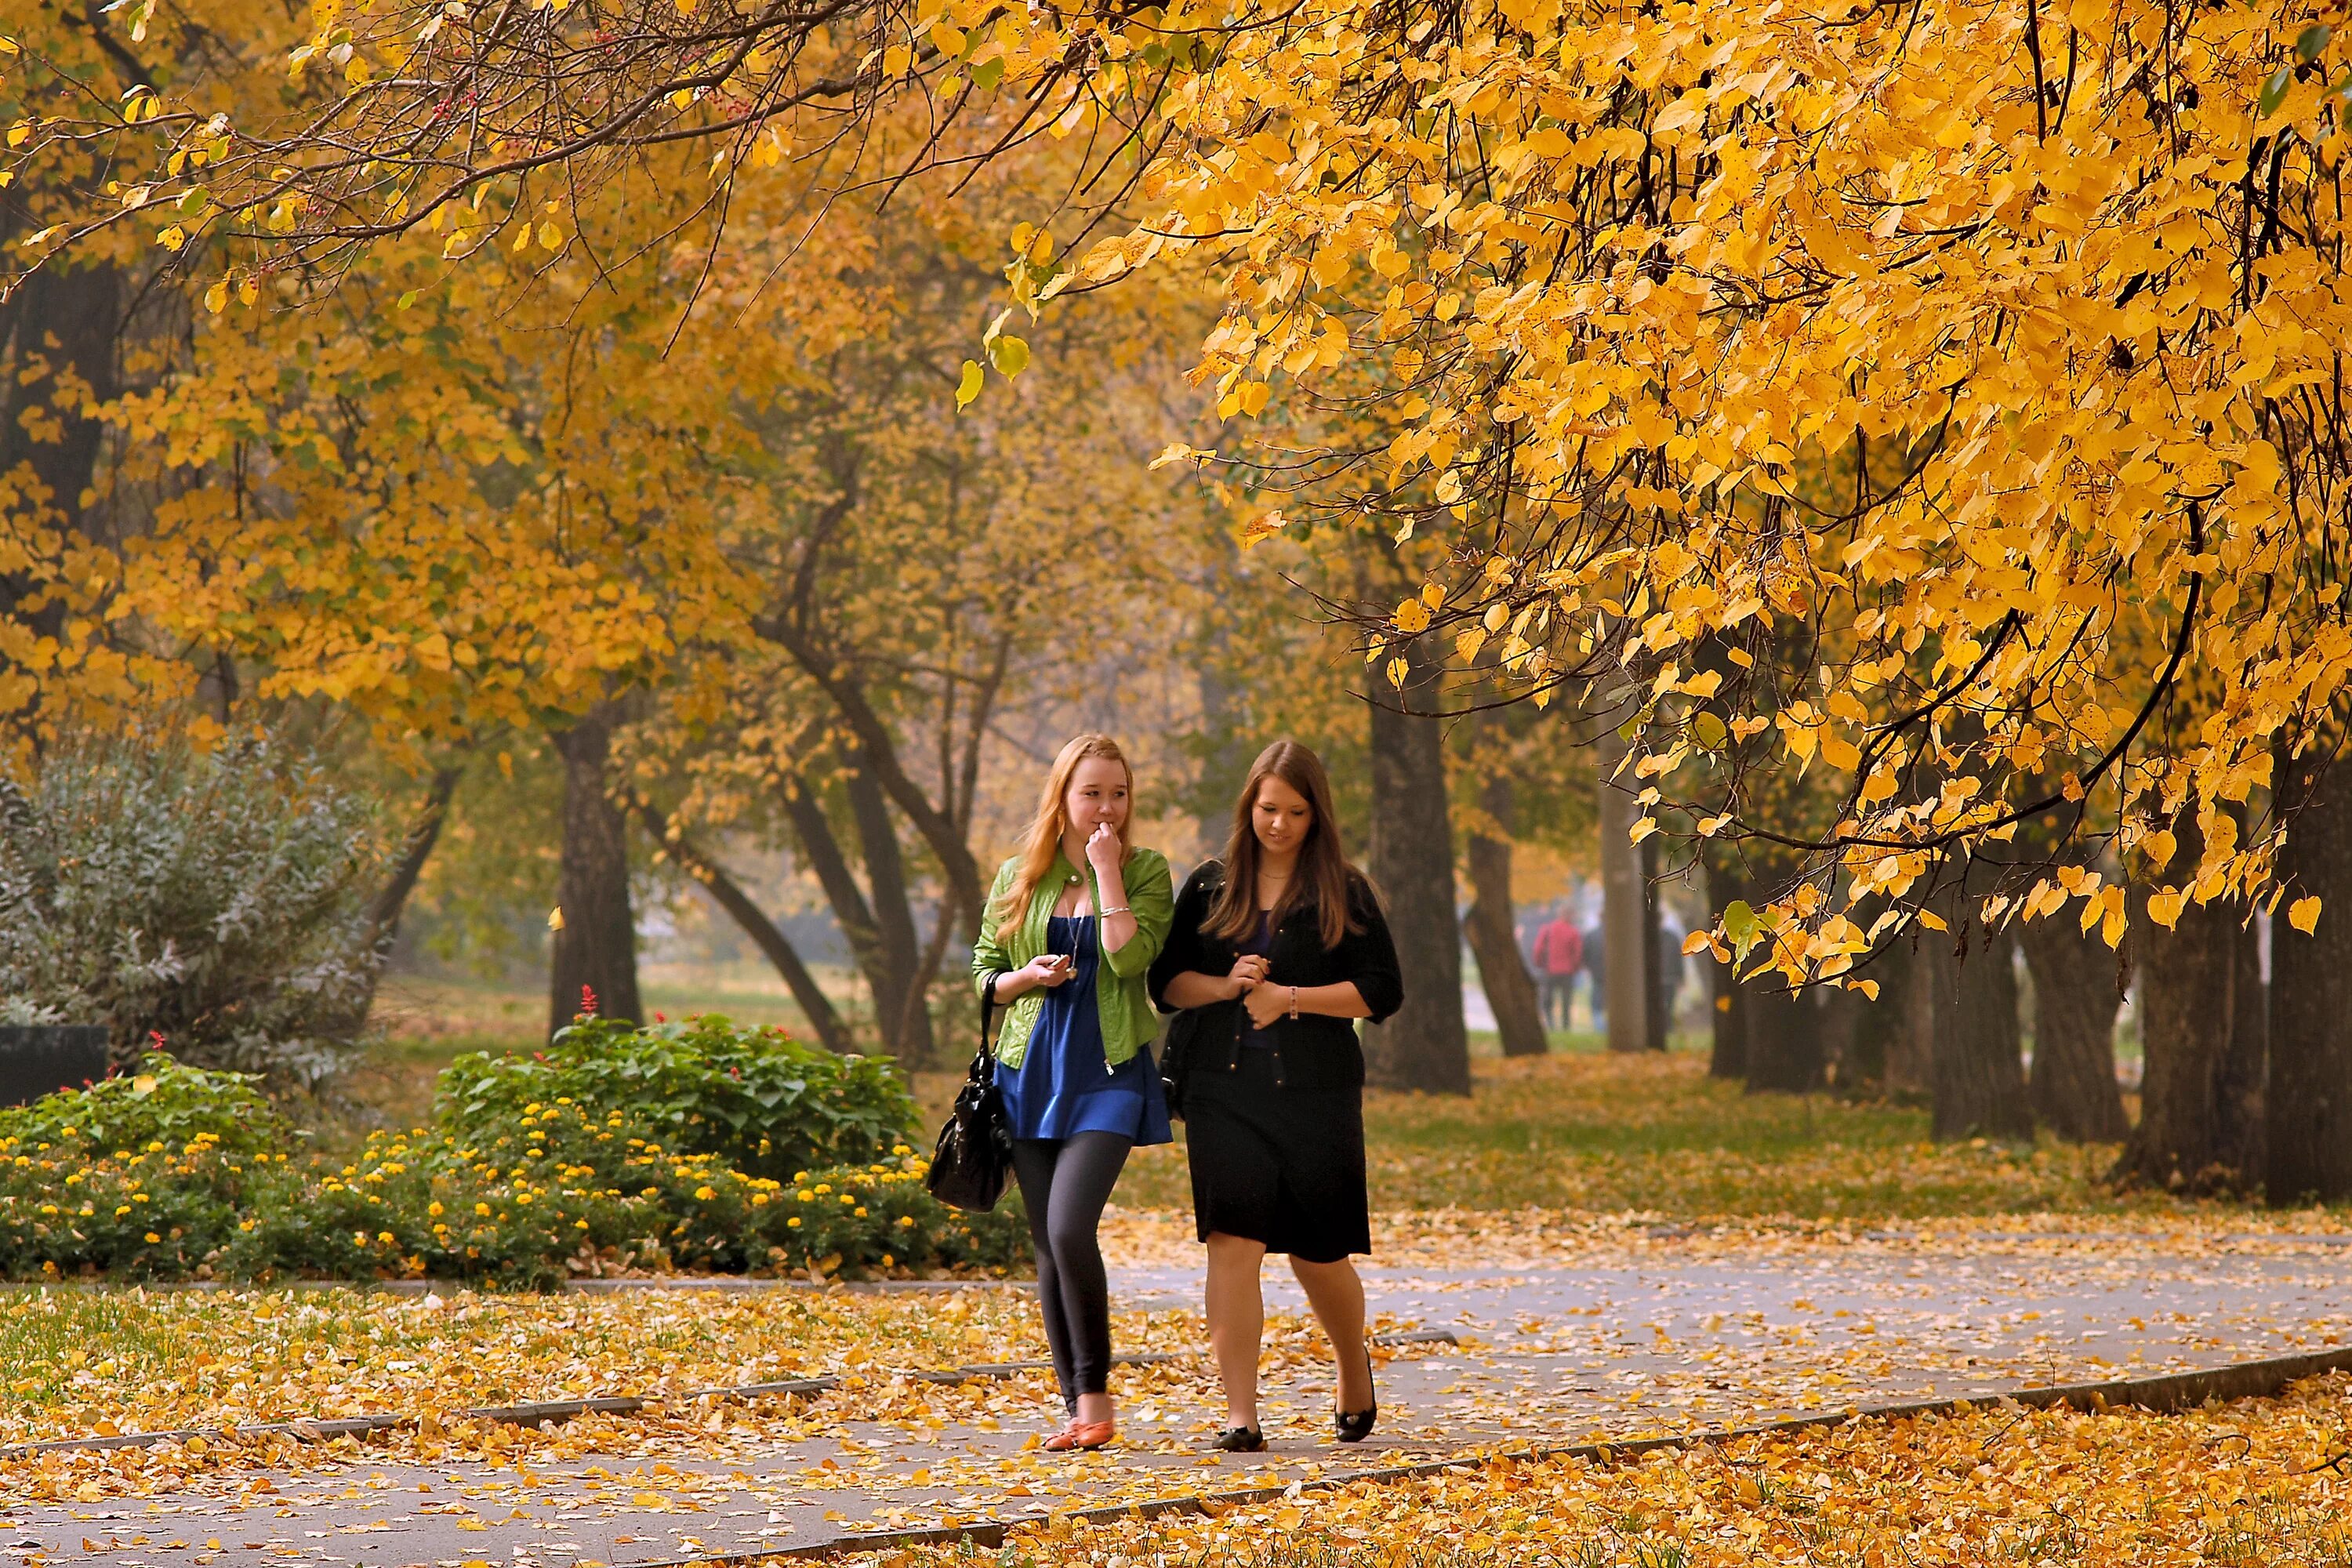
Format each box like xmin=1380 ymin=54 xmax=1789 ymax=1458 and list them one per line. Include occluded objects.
xmin=615 ymin=1341 xmax=2352 ymax=1566
xmin=0 ymin=1330 xmax=1457 ymax=1459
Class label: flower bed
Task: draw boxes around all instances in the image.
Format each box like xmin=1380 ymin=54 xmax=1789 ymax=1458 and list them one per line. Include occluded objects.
xmin=0 ymin=1028 xmax=1025 ymax=1286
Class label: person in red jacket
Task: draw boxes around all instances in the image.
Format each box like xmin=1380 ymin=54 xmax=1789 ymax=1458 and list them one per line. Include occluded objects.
xmin=1529 ymin=906 xmax=1584 ymax=1033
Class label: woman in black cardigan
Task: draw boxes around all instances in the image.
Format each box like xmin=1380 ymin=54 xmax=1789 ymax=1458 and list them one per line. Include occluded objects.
xmin=1149 ymin=740 xmax=1403 ymax=1451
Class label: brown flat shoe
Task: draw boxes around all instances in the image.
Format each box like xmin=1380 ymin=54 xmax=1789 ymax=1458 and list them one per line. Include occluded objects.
xmin=1042 ymin=1418 xmax=1116 ymax=1451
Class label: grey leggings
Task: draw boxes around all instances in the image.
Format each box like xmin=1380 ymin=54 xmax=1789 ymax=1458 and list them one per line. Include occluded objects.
xmin=1010 ymin=1131 xmax=1132 ymax=1408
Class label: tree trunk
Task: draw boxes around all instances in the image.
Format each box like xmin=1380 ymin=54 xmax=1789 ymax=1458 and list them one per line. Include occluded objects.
xmin=1642 ymin=834 xmax=1668 ymax=1051
xmin=2270 ymin=738 xmax=2352 ymax=1203
xmin=1363 ymin=635 xmax=1471 ymax=1094
xmin=2117 ymin=825 xmax=2265 ymax=1191
xmin=845 ymin=757 xmax=938 ymax=1062
xmin=1704 ymin=855 xmax=1747 ymax=1080
xmin=631 ymin=800 xmax=853 ymax=1054
xmin=2018 ymin=916 xmax=2128 ymax=1142
xmin=1744 ymin=982 xmax=1824 ymax=1093
xmin=1888 ymin=938 xmax=1935 ymax=1096
xmin=363 ymin=767 xmax=462 ymax=953
xmin=1465 ymin=774 xmax=1547 ymax=1058
xmin=549 ymin=706 xmax=641 ymax=1031
xmin=1925 ymin=924 xmax=2032 ymax=1140
xmin=1594 ymin=720 xmax=1651 ymax=1055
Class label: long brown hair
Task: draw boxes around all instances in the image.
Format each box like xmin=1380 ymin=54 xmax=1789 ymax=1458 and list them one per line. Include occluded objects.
xmin=1204 ymin=740 xmax=1365 ymax=951
xmin=989 ymin=733 xmax=1133 ymax=942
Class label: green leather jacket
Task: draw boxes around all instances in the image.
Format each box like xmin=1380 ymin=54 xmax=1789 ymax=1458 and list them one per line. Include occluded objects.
xmin=970 ymin=847 xmax=1173 ymax=1070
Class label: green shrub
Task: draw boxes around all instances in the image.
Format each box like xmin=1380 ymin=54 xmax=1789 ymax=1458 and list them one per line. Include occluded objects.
xmin=0 ymin=728 xmax=390 ymax=1087
xmin=0 ymin=1054 xmax=288 ymax=1161
xmin=0 ymin=1043 xmax=1025 ymax=1287
xmin=435 ymin=1015 xmax=918 ymax=1183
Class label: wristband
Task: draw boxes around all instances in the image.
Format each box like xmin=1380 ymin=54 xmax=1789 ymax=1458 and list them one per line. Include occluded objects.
xmin=1288 ymin=985 xmax=1299 ymax=1020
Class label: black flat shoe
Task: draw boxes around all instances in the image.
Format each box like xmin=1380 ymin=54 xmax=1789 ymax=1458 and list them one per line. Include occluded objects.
xmin=1211 ymin=1425 xmax=1265 ymax=1452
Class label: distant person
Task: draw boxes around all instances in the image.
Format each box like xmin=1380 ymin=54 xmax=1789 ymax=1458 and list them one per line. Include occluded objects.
xmin=1657 ymin=909 xmax=1687 ymax=1035
xmin=1529 ymin=906 xmax=1583 ymax=1032
xmin=1152 ymin=740 xmax=1403 ymax=1453
xmin=1581 ymin=917 xmax=1606 ymax=1033
xmin=971 ymin=733 xmax=1174 ymax=1453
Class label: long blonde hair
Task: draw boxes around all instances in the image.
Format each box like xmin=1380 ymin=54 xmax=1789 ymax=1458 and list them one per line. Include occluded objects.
xmin=989 ymin=734 xmax=1133 ymax=941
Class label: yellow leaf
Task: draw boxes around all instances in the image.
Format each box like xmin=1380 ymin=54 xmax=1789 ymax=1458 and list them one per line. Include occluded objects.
xmin=547 ymin=906 xmax=565 ymax=931
xmin=2289 ymin=895 xmax=2321 ymax=934
xmin=955 ymin=359 xmax=983 ymax=410
xmin=2145 ymin=888 xmax=2184 ymax=930
xmin=203 ymin=280 xmax=228 ymax=314
xmin=1628 ymin=818 xmax=1658 ymax=844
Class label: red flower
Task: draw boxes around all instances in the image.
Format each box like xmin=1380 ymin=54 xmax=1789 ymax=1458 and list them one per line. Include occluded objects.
xmin=579 ymin=983 xmax=599 ymax=1018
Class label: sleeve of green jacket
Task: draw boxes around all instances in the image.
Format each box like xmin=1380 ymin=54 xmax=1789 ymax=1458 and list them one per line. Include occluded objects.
xmin=1100 ymin=850 xmax=1173 ymax=981
xmin=970 ymin=860 xmax=1017 ymax=998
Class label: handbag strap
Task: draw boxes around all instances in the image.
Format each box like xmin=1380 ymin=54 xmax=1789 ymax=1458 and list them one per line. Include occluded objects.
xmin=977 ymin=969 xmax=1007 ymax=1080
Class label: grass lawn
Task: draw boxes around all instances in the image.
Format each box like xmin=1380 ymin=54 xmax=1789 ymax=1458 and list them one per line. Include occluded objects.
xmin=1109 ymin=1049 xmax=2149 ymax=1221
xmin=354 ymin=977 xmax=2238 ymax=1225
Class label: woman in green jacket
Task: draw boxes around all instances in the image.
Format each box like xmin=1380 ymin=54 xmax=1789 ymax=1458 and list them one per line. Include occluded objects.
xmin=971 ymin=732 xmax=1173 ymax=1452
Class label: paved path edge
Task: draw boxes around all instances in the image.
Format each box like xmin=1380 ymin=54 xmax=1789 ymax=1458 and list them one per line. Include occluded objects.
xmin=622 ymin=1341 xmax=2352 ymax=1567
xmin=0 ymin=1334 xmax=1459 ymax=1459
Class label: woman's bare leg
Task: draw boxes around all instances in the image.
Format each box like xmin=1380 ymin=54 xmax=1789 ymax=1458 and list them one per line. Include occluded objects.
xmin=1289 ymin=1256 xmax=1373 ymax=1412
xmin=1203 ymin=1232 xmax=1269 ymax=1428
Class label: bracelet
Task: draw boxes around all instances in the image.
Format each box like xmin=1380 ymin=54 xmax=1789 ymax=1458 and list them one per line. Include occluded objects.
xmin=1098 ymin=905 xmax=1131 ymax=916
xmin=1288 ymin=985 xmax=1299 ymax=1020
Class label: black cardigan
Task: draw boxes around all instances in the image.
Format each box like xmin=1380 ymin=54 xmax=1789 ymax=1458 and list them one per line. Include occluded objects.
xmin=1148 ymin=861 xmax=1405 ymax=1092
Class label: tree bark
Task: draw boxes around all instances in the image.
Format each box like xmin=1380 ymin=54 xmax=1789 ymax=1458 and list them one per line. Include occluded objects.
xmin=363 ymin=767 xmax=462 ymax=953
xmin=779 ymin=768 xmax=938 ymax=1062
xmin=2018 ymin=916 xmax=2128 ymax=1142
xmin=1642 ymin=834 xmax=1668 ymax=1051
xmin=1704 ymin=855 xmax=1748 ymax=1080
xmin=1744 ymin=982 xmax=1824 ymax=1093
xmin=549 ymin=705 xmax=641 ymax=1031
xmin=844 ymin=757 xmax=938 ymax=1062
xmin=1464 ymin=772 xmax=1547 ymax=1058
xmin=631 ymin=800 xmax=853 ymax=1054
xmin=1888 ymin=938 xmax=1935 ymax=1096
xmin=2116 ymin=822 xmax=2265 ymax=1191
xmin=1924 ymin=924 xmax=2032 ymax=1140
xmin=1594 ymin=720 xmax=1651 ymax=1055
xmin=1362 ymin=635 xmax=1471 ymax=1094
xmin=751 ymin=614 xmax=987 ymax=934
xmin=2270 ymin=738 xmax=2352 ymax=1203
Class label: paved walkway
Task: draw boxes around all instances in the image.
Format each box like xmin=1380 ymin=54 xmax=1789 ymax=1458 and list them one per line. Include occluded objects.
xmin=7 ymin=1240 xmax=2349 ymax=1567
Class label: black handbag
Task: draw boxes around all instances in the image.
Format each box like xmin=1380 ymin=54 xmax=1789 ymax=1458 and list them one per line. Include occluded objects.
xmin=926 ymin=971 xmax=1014 ymax=1211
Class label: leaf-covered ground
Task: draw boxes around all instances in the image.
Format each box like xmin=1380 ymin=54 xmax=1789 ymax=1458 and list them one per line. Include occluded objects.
xmin=874 ymin=1373 xmax=2352 ymax=1568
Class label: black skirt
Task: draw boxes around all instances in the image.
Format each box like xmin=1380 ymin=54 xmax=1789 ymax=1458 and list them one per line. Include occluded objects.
xmin=1185 ymin=1048 xmax=1370 ymax=1263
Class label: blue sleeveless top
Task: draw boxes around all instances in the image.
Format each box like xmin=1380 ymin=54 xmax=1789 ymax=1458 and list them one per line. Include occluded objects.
xmin=998 ymin=915 xmax=1172 ymax=1145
